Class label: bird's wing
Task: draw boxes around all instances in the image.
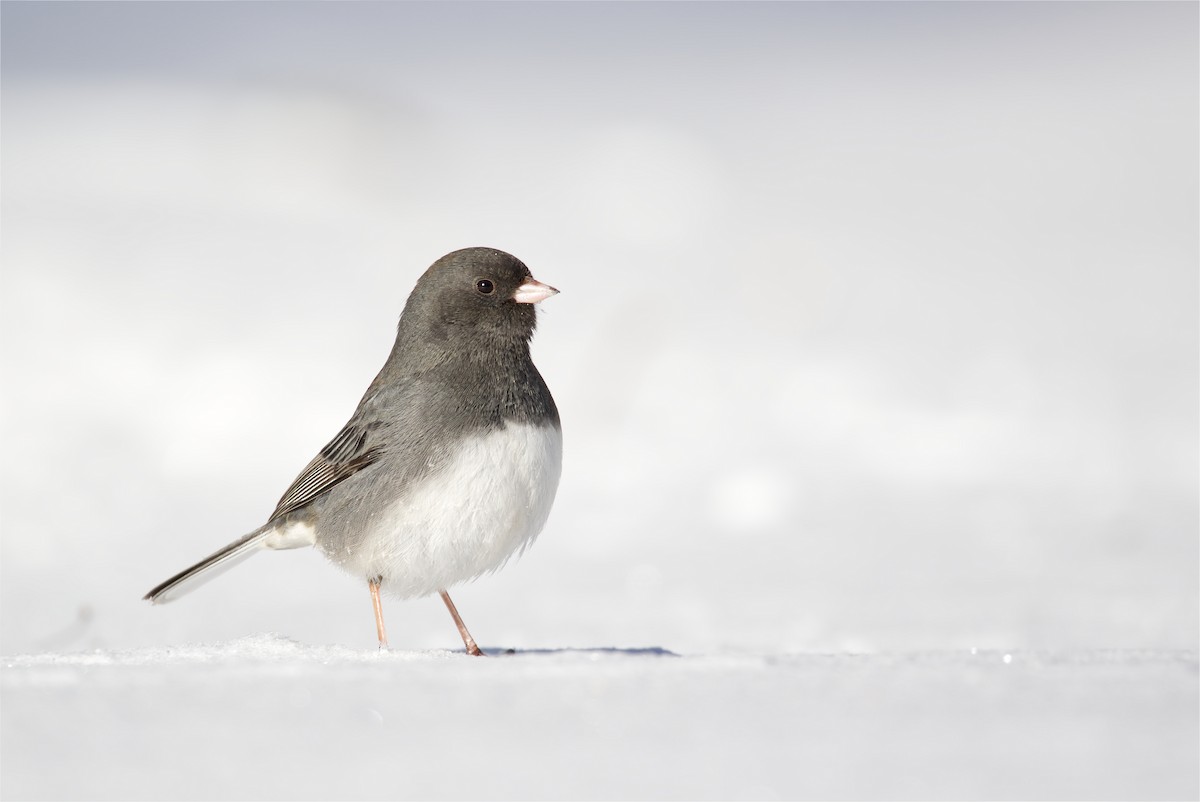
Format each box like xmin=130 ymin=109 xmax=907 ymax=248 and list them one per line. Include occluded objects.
xmin=269 ymin=419 xmax=385 ymax=520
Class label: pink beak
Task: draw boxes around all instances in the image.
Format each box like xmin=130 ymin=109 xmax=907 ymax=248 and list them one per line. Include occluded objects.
xmin=513 ymin=277 xmax=559 ymax=304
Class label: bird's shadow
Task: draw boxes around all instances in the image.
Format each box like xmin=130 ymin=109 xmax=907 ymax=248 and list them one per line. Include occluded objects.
xmin=485 ymin=646 xmax=680 ymax=658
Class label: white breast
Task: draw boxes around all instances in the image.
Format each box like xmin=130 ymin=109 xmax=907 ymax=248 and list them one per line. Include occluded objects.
xmin=327 ymin=421 xmax=562 ymax=598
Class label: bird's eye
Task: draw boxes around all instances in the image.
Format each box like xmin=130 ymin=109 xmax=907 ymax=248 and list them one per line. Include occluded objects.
xmin=475 ymin=279 xmax=494 ymax=295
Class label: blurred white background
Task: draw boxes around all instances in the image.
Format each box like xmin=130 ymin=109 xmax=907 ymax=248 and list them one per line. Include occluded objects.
xmin=2 ymin=2 xmax=1196 ymax=656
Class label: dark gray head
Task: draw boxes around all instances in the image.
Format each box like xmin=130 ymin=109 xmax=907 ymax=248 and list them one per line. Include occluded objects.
xmin=395 ymin=247 xmax=558 ymax=361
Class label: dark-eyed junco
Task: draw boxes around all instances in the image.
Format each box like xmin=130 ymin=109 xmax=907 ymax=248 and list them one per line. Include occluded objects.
xmin=144 ymin=247 xmax=561 ymax=655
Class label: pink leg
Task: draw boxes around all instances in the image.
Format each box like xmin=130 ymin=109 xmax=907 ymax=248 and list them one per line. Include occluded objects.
xmin=369 ymin=577 xmax=389 ymax=649
xmin=440 ymin=590 xmax=485 ymax=656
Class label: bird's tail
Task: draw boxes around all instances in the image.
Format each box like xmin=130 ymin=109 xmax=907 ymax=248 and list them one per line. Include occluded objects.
xmin=143 ymin=524 xmax=276 ymax=604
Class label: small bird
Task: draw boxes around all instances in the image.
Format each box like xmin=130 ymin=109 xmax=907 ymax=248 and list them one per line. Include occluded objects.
xmin=144 ymin=247 xmax=562 ymax=655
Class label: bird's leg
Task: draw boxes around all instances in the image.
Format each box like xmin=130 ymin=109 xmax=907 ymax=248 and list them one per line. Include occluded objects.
xmin=439 ymin=590 xmax=485 ymax=656
xmin=369 ymin=576 xmax=389 ymax=650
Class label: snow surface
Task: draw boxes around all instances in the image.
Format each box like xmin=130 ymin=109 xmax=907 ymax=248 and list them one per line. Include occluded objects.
xmin=2 ymin=4 xmax=1198 ymax=800
xmin=3 ymin=637 xmax=1196 ymax=800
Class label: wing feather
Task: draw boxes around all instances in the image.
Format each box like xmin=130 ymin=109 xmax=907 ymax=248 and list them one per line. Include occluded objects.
xmin=269 ymin=420 xmax=385 ymax=520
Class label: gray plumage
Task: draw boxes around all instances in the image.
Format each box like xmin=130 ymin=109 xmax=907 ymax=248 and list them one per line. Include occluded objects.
xmin=144 ymin=247 xmax=562 ymax=627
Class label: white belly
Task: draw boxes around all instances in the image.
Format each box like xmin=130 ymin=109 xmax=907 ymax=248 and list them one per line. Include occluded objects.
xmin=327 ymin=421 xmax=562 ymax=598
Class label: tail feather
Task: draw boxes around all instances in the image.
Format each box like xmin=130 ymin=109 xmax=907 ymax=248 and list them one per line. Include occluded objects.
xmin=143 ymin=525 xmax=274 ymax=604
